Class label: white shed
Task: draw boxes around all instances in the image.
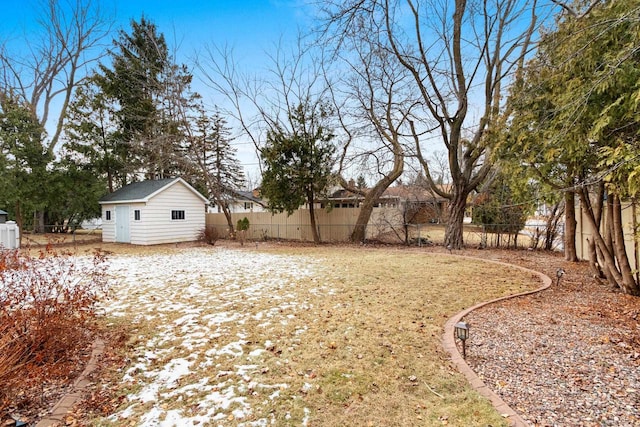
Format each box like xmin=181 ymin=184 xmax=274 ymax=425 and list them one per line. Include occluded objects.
xmin=99 ymin=178 xmax=208 ymax=245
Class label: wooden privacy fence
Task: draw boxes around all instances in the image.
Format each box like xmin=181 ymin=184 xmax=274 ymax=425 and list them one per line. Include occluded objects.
xmin=575 ymin=199 xmax=639 ymax=270
xmin=207 ymin=208 xmax=577 ymax=249
xmin=206 ymin=207 xmax=407 ymax=242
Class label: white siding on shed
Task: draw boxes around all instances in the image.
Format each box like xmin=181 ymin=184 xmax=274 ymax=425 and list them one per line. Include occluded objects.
xmin=135 ymin=183 xmax=205 ymax=245
xmin=99 ymin=178 xmax=207 ymax=245
xmin=101 ymin=205 xmax=116 ymax=243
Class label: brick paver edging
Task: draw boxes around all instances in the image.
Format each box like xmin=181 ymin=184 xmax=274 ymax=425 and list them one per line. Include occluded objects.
xmin=442 ymin=256 xmax=552 ymax=427
xmin=35 ymin=338 xmax=105 ymax=427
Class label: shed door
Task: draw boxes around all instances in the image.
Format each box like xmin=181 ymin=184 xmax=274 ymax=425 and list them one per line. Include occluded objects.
xmin=115 ymin=205 xmax=130 ymax=243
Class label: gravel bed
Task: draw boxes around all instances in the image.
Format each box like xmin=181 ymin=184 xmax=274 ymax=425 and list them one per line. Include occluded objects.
xmin=458 ymin=250 xmax=640 ymax=427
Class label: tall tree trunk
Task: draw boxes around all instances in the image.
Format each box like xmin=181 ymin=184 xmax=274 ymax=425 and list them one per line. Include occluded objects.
xmin=15 ymin=201 xmax=23 ymax=246
xmin=604 ymin=193 xmax=614 ymax=252
xmin=107 ymin=169 xmax=114 ymax=193
xmin=221 ymin=203 xmax=235 ymax=235
xmin=351 ymin=192 xmax=378 ymax=243
xmin=611 ymin=194 xmax=639 ymax=295
xmin=578 ymin=188 xmax=639 ymax=295
xmin=34 ymin=211 xmax=46 ymax=234
xmin=587 ymin=183 xmax=605 ymax=278
xmin=564 ymin=191 xmax=578 ymax=261
xmin=633 ymin=199 xmax=640 ymax=286
xmin=444 ymin=189 xmax=468 ymax=249
xmin=544 ymin=201 xmax=563 ymax=251
xmin=308 ymin=192 xmax=321 ymax=244
xmin=348 ymin=170 xmax=402 ymax=243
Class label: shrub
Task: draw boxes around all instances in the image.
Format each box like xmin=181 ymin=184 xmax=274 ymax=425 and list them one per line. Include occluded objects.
xmin=198 ymin=225 xmax=219 ymax=246
xmin=236 ymin=217 xmax=250 ymax=246
xmin=0 ymin=246 xmax=109 ymax=415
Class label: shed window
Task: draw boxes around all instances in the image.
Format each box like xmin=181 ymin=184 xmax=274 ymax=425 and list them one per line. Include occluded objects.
xmin=134 ymin=210 xmax=141 ymax=221
xmin=105 ymin=210 xmax=112 ymax=221
xmin=244 ymin=202 xmax=253 ymax=210
xmin=171 ymin=210 xmax=185 ymax=220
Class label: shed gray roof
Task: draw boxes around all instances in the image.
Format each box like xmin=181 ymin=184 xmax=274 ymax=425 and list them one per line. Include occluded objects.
xmin=0 ymin=209 xmax=7 ymax=215
xmin=99 ymin=178 xmax=208 ymax=204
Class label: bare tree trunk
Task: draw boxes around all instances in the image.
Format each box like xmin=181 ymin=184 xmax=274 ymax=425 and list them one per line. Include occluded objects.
xmin=308 ymin=192 xmax=321 ymax=244
xmin=349 ymin=172 xmax=401 ymax=242
xmin=221 ymin=203 xmax=235 ymax=235
xmin=604 ymin=193 xmax=615 ymax=253
xmin=444 ymin=191 xmax=467 ymax=249
xmin=633 ymin=199 xmax=640 ymax=286
xmin=611 ymin=194 xmax=639 ymax=295
xmin=579 ymin=187 xmax=639 ymax=295
xmin=564 ymin=190 xmax=578 ymax=261
xmin=587 ymin=183 xmax=605 ymax=278
xmin=15 ymin=201 xmax=23 ymax=246
xmin=544 ymin=201 xmax=564 ymax=250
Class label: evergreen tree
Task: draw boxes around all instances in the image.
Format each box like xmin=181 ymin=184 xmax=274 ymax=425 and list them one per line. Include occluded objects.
xmin=187 ymin=107 xmax=245 ymax=232
xmin=261 ymin=101 xmax=336 ymax=244
xmin=472 ymin=171 xmax=532 ymax=248
xmin=356 ymin=175 xmax=367 ymax=189
xmin=501 ymin=0 xmax=640 ymax=294
xmin=0 ymin=94 xmax=49 ymax=233
xmin=64 ymin=78 xmax=125 ymax=192
xmin=43 ymin=158 xmax=105 ymax=231
xmin=97 ymin=17 xmax=197 ymax=183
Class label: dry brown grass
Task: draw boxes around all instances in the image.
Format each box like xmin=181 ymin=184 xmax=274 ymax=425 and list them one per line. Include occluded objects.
xmin=249 ymin=245 xmax=537 ymax=426
xmin=21 ymin=230 xmax=102 ymax=247
xmin=70 ymin=241 xmax=543 ymax=427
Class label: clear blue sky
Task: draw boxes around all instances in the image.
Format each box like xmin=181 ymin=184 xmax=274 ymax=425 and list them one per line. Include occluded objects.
xmin=3 ymin=0 xmax=312 ymax=65
xmin=2 ymin=0 xmax=314 ymax=180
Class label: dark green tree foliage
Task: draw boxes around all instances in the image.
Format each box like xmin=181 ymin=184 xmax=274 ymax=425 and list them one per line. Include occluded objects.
xmin=472 ymin=172 xmax=530 ymax=248
xmin=97 ymin=17 xmax=196 ymax=182
xmin=0 ymin=95 xmax=49 ymax=231
xmin=64 ymin=78 xmax=124 ymax=192
xmin=43 ymin=158 xmax=105 ymax=231
xmin=261 ymin=102 xmax=336 ymax=243
xmin=188 ymin=108 xmax=245 ymax=232
xmin=502 ymin=0 xmax=640 ymax=294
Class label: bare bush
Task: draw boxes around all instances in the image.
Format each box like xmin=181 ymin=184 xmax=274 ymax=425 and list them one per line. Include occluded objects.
xmin=198 ymin=226 xmax=219 ymax=246
xmin=0 ymin=246 xmax=109 ymax=414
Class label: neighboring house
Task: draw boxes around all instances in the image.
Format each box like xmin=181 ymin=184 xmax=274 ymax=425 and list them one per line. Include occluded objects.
xmin=99 ymin=177 xmax=208 ymax=245
xmin=224 ymin=189 xmax=268 ymax=213
xmin=326 ymin=185 xmax=449 ymax=223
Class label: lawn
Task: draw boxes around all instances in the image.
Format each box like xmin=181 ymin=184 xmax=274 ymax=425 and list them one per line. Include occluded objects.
xmin=87 ymin=243 xmax=542 ymax=426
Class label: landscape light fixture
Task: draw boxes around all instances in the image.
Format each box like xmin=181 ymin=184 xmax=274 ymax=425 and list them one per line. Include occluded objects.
xmin=454 ymin=321 xmax=470 ymax=359
xmin=556 ymin=268 xmax=565 ymax=286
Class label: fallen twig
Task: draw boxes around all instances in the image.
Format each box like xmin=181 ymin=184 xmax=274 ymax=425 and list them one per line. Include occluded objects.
xmin=424 ymin=381 xmax=444 ymax=399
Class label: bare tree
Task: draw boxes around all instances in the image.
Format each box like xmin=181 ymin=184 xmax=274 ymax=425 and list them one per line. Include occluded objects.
xmin=321 ymin=0 xmax=539 ymax=248
xmin=0 ymin=0 xmax=112 ymax=155
xmin=197 ymin=37 xmax=339 ymax=243
xmin=0 ymin=0 xmax=111 ymax=232
xmin=321 ymin=15 xmax=423 ymax=242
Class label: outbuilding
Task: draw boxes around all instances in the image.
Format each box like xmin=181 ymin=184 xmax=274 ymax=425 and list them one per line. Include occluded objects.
xmin=99 ymin=177 xmax=208 ymax=245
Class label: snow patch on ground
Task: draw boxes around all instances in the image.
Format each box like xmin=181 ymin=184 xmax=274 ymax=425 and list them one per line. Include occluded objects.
xmin=102 ymin=247 xmax=328 ymax=425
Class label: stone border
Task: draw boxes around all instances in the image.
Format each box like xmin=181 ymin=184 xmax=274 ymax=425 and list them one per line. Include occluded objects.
xmin=442 ymin=256 xmax=552 ymax=427
xmin=35 ymin=338 xmax=105 ymax=427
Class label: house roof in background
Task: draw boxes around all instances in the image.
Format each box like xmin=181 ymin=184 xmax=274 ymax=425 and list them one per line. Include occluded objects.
xmin=99 ymin=178 xmax=209 ymax=204
xmin=232 ymin=190 xmax=265 ymax=205
xmin=0 ymin=209 xmax=7 ymax=215
xmin=330 ymin=185 xmax=449 ymax=202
